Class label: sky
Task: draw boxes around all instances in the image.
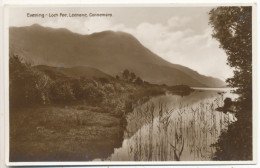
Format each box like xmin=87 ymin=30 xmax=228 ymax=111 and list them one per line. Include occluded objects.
xmin=8 ymin=7 xmax=233 ymax=80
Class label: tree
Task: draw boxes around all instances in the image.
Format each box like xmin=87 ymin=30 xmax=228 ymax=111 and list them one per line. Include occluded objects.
xmin=209 ymin=7 xmax=252 ymax=160
xmin=209 ymin=7 xmax=252 ymax=102
xmin=135 ymin=77 xmax=143 ymax=85
xmin=122 ymin=69 xmax=130 ymax=81
xmin=50 ymin=81 xmax=76 ymax=104
xmin=9 ymin=55 xmax=48 ymax=106
xmin=130 ymin=72 xmax=136 ymax=82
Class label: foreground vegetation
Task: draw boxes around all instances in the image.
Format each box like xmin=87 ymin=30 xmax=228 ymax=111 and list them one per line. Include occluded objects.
xmin=9 ymin=55 xmax=193 ymax=161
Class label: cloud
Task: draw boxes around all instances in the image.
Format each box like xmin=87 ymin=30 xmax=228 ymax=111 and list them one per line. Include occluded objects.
xmin=83 ymin=18 xmax=113 ymax=34
xmin=42 ymin=17 xmax=113 ymax=34
xmin=118 ymin=17 xmax=232 ymax=80
xmin=167 ymin=16 xmax=192 ymax=29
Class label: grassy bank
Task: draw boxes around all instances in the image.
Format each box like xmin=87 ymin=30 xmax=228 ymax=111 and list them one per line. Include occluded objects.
xmin=10 ymin=105 xmax=124 ymax=161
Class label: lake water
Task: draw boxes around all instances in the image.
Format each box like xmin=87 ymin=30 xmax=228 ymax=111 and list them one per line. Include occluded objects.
xmin=94 ymin=88 xmax=238 ymax=161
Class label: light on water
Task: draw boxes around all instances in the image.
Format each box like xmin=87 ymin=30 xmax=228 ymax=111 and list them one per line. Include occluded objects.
xmin=105 ymin=89 xmax=238 ymax=161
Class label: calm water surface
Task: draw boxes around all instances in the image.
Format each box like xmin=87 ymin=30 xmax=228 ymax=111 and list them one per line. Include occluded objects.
xmin=98 ymin=88 xmax=238 ymax=161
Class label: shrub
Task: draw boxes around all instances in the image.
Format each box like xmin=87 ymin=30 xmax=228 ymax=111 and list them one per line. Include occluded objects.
xmin=9 ymin=55 xmax=52 ymax=107
xmin=98 ymin=77 xmax=109 ymax=84
xmin=82 ymin=84 xmax=104 ymax=105
xmin=50 ymin=81 xmax=76 ymax=104
xmin=135 ymin=77 xmax=143 ymax=85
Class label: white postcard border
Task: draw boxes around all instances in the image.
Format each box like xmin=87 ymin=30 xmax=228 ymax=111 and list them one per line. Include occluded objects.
xmin=1 ymin=1 xmax=258 ymax=167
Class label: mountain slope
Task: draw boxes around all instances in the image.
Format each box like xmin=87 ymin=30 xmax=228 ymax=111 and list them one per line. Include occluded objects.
xmin=34 ymin=65 xmax=112 ymax=80
xmin=9 ymin=24 xmax=225 ymax=87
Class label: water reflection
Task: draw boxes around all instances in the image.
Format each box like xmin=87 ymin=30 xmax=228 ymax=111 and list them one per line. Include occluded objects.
xmin=106 ymin=89 xmax=238 ymax=161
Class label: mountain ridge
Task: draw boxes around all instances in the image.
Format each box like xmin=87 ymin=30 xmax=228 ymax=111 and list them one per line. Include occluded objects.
xmin=9 ymin=24 xmax=226 ymax=87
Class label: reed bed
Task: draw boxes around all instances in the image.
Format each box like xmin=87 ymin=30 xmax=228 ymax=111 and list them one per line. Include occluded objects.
xmin=109 ymin=94 xmax=235 ymax=161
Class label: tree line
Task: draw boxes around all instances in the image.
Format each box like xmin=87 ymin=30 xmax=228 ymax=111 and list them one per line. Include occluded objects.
xmin=9 ymin=55 xmax=107 ymax=107
xmin=116 ymin=69 xmax=144 ymax=85
xmin=9 ymin=56 xmax=149 ymax=108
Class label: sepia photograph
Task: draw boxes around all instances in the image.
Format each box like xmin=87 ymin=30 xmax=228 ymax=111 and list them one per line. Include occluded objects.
xmin=5 ymin=4 xmax=256 ymax=165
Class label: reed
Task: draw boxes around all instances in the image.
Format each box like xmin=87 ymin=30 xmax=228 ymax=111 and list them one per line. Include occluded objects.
xmin=122 ymin=94 xmax=234 ymax=161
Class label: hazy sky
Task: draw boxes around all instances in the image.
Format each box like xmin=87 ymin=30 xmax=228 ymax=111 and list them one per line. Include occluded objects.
xmin=9 ymin=7 xmax=233 ymax=80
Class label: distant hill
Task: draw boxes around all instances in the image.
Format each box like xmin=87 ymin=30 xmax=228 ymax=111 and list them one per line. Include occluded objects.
xmin=10 ymin=24 xmax=226 ymax=87
xmin=34 ymin=65 xmax=112 ymax=80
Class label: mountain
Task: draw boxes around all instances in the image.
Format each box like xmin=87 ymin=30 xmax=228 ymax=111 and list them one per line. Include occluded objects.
xmin=9 ymin=24 xmax=226 ymax=87
xmin=34 ymin=65 xmax=112 ymax=80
